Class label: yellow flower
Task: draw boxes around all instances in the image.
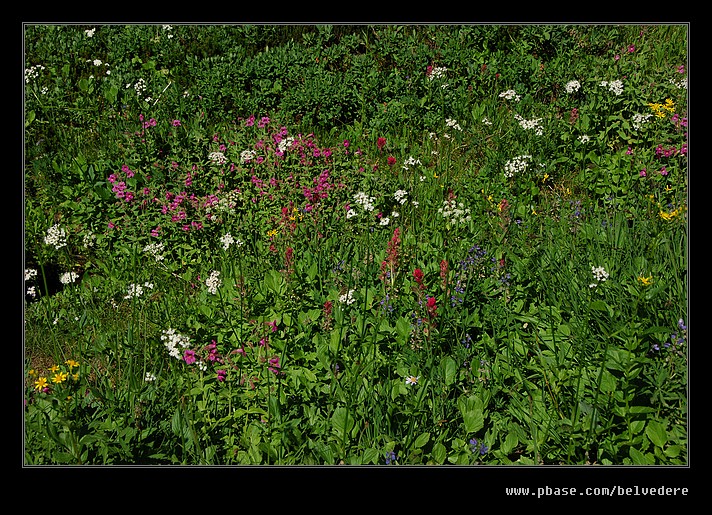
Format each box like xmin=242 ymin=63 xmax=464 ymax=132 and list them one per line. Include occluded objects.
xmin=34 ymin=377 xmax=48 ymax=391
xmin=66 ymin=359 xmax=80 ymax=369
xmin=28 ymin=369 xmax=37 ymax=377
xmin=638 ymin=275 xmax=653 ymax=286
xmin=542 ymin=173 xmax=549 ymax=182
xmin=52 ymin=372 xmax=69 ymax=384
xmin=267 ymin=229 xmax=277 ymax=238
xmin=49 ymin=365 xmax=60 ymax=373
xmin=663 ymin=98 xmax=675 ymax=112
xmin=72 ymin=373 xmax=80 ymax=381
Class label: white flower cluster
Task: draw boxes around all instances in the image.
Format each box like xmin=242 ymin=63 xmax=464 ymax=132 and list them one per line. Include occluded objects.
xmin=578 ymin=134 xmax=591 ymax=144
xmin=565 ymin=80 xmax=581 ymax=93
xmin=600 ymin=79 xmax=624 ymax=96
xmin=428 ymin=66 xmax=448 ymax=81
xmin=124 ymin=281 xmax=154 ymax=299
xmin=128 ymin=78 xmax=147 ymax=98
xmin=514 ymin=114 xmax=544 ymax=136
xmin=277 ymin=136 xmax=295 ymax=154
xmin=220 ymin=232 xmax=243 ymax=250
xmin=504 ymin=155 xmax=532 ymax=178
xmin=44 ymin=224 xmax=67 ymax=249
xmin=85 ymin=28 xmax=96 ymax=38
xmin=445 ymin=118 xmax=462 ymax=131
xmin=209 ymin=151 xmax=227 ymax=165
xmin=589 ymin=266 xmax=610 ymax=288
xmin=348 ymin=191 xmax=376 ymax=218
xmin=401 ymin=156 xmax=422 ymax=171
xmin=161 ymin=328 xmax=191 ymax=360
xmin=25 ymin=268 xmax=38 ymax=298
xmin=162 ymin=25 xmax=174 ymax=39
xmin=60 ymin=271 xmax=80 ymax=285
xmin=206 ymin=270 xmax=222 ymax=294
xmin=499 ymin=89 xmax=522 ymax=102
xmin=669 ymin=77 xmax=687 ymax=89
xmin=86 ymin=58 xmax=111 ymax=75
xmin=25 ymin=64 xmax=46 ymax=84
xmin=339 ymin=289 xmax=356 ymax=305
xmin=394 ymin=190 xmax=408 ymax=205
xmin=631 ymin=112 xmax=653 ymax=131
xmin=438 ymin=199 xmax=472 ymax=225
xmin=143 ymin=242 xmax=166 ymax=262
xmin=240 ymin=149 xmax=256 ymax=163
xmin=83 ymin=231 xmax=96 ymax=248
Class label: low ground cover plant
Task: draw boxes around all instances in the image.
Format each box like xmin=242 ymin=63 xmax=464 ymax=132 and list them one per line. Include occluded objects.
xmin=23 ymin=24 xmax=687 ymax=465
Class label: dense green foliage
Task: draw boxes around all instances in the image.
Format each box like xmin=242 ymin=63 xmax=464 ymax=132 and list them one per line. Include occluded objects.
xmin=24 ymin=24 xmax=687 ymax=465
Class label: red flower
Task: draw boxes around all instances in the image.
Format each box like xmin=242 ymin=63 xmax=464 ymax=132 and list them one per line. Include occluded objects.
xmin=426 ymin=296 xmax=437 ymax=317
xmin=387 ymin=156 xmax=396 ymax=166
xmin=377 ymin=137 xmax=387 ymax=151
xmin=413 ymin=268 xmax=424 ymax=285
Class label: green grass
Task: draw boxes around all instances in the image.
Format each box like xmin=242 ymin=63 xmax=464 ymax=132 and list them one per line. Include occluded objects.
xmin=23 ymin=24 xmax=687 ymax=466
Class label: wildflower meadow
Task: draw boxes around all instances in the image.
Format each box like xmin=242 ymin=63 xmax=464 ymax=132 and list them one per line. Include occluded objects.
xmin=23 ymin=24 xmax=688 ymax=471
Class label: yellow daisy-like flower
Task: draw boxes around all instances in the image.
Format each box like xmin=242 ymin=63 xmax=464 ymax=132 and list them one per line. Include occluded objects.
xmin=52 ymin=372 xmax=69 ymax=384
xmin=34 ymin=377 xmax=49 ymax=391
xmin=638 ymin=275 xmax=653 ymax=286
xmin=66 ymin=359 xmax=80 ymax=369
xmin=663 ymin=98 xmax=675 ymax=112
xmin=28 ymin=369 xmax=37 ymax=377
xmin=266 ymin=229 xmax=277 ymax=238
xmin=49 ymin=365 xmax=60 ymax=373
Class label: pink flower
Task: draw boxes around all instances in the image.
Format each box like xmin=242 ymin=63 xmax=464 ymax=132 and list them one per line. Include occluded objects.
xmin=183 ymin=349 xmax=196 ymax=365
xmin=172 ymin=119 xmax=181 ymax=126
xmin=216 ymin=370 xmax=227 ymax=382
xmin=639 ymin=169 xmax=647 ymax=177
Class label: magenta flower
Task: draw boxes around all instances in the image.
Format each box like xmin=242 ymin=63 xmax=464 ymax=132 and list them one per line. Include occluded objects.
xmin=183 ymin=349 xmax=196 ymax=365
xmin=216 ymin=369 xmax=227 ymax=382
xmin=172 ymin=119 xmax=181 ymax=126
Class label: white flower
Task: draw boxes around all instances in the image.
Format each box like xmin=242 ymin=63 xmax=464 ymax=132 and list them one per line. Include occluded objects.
xmin=514 ymin=114 xmax=543 ymax=136
xmin=565 ymin=80 xmax=581 ymax=93
xmin=161 ymin=328 xmax=191 ymax=360
xmin=591 ymin=266 xmax=609 ymax=282
xmin=59 ymin=271 xmax=79 ymax=284
xmin=438 ymin=200 xmax=471 ymax=225
xmin=380 ymin=217 xmax=390 ymax=226
xmin=353 ymin=192 xmax=376 ymax=212
xmin=239 ymin=149 xmax=256 ymax=163
xmin=631 ymin=113 xmax=652 ymax=131
xmin=482 ymin=117 xmax=493 ymax=126
xmin=25 ymin=268 xmax=38 ymax=281
xmin=405 ymin=375 xmax=419 ymax=386
xmin=578 ymin=134 xmax=590 ymax=144
xmin=445 ymin=118 xmax=462 ymax=131
xmin=220 ymin=232 xmax=235 ymax=250
xmin=85 ymin=28 xmax=96 ymax=38
xmin=206 ymin=270 xmax=222 ymax=294
xmin=26 ymin=286 xmax=37 ymax=298
xmin=339 ymin=289 xmax=356 ymax=305
xmin=499 ymin=89 xmax=521 ymax=101
xmin=143 ymin=242 xmax=165 ymax=262
xmin=346 ymin=209 xmax=358 ymax=219
xmin=428 ymin=66 xmax=447 ymax=81
xmin=601 ymin=79 xmax=624 ymax=96
xmin=504 ymin=155 xmax=532 ymax=178
xmin=44 ymin=224 xmax=67 ymax=249
xmin=209 ymin=151 xmax=227 ymax=165
xmin=144 ymin=371 xmax=157 ymax=382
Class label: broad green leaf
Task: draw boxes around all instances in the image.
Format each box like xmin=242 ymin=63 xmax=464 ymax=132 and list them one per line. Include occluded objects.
xmin=645 ymin=420 xmax=668 ymax=448
xmin=432 ymin=442 xmax=447 ymax=464
xmin=463 ymin=409 xmax=484 ymax=434
xmin=414 ymin=432 xmax=430 ymax=449
xmin=442 ymin=356 xmax=457 ymax=386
